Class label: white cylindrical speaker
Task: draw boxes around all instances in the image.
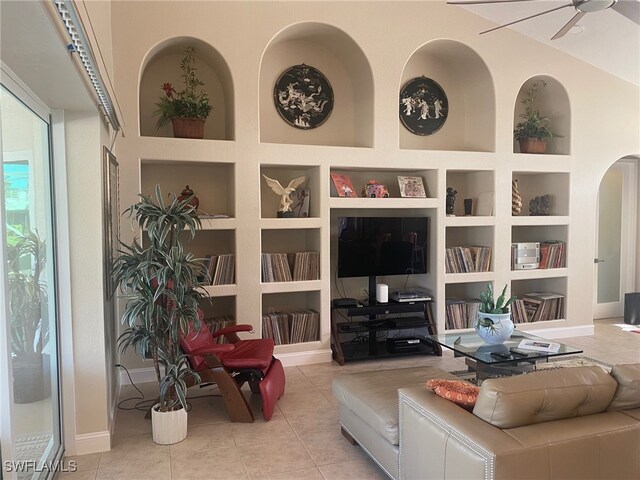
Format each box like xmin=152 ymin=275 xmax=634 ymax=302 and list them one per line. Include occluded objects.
xmin=376 ymin=283 xmax=389 ymax=303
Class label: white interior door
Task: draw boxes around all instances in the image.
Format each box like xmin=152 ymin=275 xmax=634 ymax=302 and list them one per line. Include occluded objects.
xmin=594 ymin=159 xmax=638 ymax=319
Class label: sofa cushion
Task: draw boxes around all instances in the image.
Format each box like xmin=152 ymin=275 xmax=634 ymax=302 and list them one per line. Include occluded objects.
xmin=333 ymin=366 xmax=457 ymax=446
xmin=426 ymin=379 xmax=480 ymax=410
xmin=473 ymin=366 xmax=617 ymax=428
xmin=608 ymin=363 xmax=640 ymax=411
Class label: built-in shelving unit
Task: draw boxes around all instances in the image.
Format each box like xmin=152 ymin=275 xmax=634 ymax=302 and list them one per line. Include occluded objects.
xmin=131 ymin=25 xmax=577 ymax=364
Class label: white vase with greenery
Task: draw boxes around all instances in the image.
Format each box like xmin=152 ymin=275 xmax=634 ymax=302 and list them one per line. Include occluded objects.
xmin=476 ymin=284 xmax=516 ymax=345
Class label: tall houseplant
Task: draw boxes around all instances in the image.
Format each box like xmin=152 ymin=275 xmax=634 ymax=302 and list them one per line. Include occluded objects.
xmin=513 ymin=81 xmax=552 ymax=154
xmin=476 ymin=284 xmax=516 ymax=345
xmin=113 ymin=185 xmax=207 ymax=444
xmin=7 ymin=230 xmax=50 ymax=403
xmin=154 ymin=46 xmax=213 ymax=139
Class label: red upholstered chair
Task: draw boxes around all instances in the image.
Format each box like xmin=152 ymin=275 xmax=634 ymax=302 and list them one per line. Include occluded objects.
xmin=180 ymin=321 xmax=285 ymax=422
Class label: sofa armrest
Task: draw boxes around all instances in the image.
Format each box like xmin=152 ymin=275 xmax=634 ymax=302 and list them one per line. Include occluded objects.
xmin=399 ymin=386 xmax=525 ymax=480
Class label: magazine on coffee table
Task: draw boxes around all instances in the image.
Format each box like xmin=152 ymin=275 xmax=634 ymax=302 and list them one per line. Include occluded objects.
xmin=518 ymin=339 xmax=561 ymax=353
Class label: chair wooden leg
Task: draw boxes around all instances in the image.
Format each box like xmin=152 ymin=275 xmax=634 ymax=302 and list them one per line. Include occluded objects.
xmin=201 ymin=366 xmax=254 ymax=423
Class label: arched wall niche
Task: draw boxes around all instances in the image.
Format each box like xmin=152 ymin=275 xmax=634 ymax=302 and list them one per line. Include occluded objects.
xmin=400 ymin=39 xmax=495 ymax=152
xmin=259 ymin=22 xmax=374 ymax=147
xmin=513 ymin=75 xmax=570 ymax=155
xmin=139 ymin=36 xmax=235 ymax=140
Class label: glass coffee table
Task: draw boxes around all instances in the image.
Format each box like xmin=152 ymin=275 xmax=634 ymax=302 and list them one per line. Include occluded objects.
xmin=426 ymin=330 xmax=583 ymax=382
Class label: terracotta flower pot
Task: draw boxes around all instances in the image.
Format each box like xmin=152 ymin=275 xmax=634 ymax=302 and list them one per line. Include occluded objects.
xmin=518 ymin=138 xmax=547 ymax=154
xmin=171 ymin=117 xmax=205 ymax=139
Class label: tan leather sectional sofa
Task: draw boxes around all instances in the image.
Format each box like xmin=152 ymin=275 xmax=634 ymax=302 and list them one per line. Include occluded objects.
xmin=333 ymin=364 xmax=640 ymax=480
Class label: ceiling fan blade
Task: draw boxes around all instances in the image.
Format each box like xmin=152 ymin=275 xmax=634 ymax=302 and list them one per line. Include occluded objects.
xmin=447 ymin=0 xmax=537 ymax=4
xmin=551 ymin=10 xmax=587 ymax=39
xmin=612 ymin=0 xmax=640 ymax=24
xmin=480 ymin=3 xmax=574 ymax=35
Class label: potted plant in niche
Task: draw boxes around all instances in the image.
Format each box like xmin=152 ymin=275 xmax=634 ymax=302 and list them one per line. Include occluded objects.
xmin=7 ymin=230 xmax=50 ymax=403
xmin=476 ymin=284 xmax=516 ymax=345
xmin=154 ymin=46 xmax=213 ymax=139
xmin=513 ymin=80 xmax=552 ymax=154
xmin=113 ymin=185 xmax=207 ymax=444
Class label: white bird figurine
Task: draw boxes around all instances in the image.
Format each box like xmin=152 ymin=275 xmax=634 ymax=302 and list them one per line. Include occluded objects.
xmin=262 ymin=174 xmax=306 ymax=213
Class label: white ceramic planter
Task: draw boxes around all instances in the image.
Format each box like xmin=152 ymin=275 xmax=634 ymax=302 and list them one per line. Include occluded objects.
xmin=151 ymin=404 xmax=187 ymax=445
xmin=475 ymin=312 xmax=515 ymax=345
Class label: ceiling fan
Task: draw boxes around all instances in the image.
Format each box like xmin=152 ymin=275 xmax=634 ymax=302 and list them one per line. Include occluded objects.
xmin=447 ymin=0 xmax=640 ymax=40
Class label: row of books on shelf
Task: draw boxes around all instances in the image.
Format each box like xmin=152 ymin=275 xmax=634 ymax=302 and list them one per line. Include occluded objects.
xmin=539 ymin=241 xmax=566 ymax=269
xmin=198 ymin=254 xmax=235 ymax=285
xmin=445 ymin=246 xmax=492 ymax=273
xmin=512 ymin=292 xmax=564 ymax=323
xmin=203 ymin=315 xmax=236 ymax=344
xmin=262 ymin=309 xmax=320 ymax=345
xmin=261 ymin=251 xmax=320 ymax=282
xmin=445 ymin=292 xmax=565 ymax=329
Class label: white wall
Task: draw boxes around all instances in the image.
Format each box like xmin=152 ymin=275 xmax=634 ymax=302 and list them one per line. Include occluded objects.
xmin=636 ymin=159 xmax=640 ymax=292
xmin=64 ymin=110 xmax=110 ymax=444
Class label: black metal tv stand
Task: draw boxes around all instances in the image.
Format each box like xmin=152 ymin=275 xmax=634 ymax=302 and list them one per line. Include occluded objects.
xmin=330 ymin=299 xmax=441 ymax=365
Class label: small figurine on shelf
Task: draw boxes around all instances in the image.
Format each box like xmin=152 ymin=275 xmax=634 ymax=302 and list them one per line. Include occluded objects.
xmin=177 ymin=185 xmax=199 ymax=211
xmin=262 ymin=174 xmax=306 ymax=217
xmin=446 ymin=187 xmax=457 ymax=216
xmin=362 ymin=180 xmax=390 ymax=198
xmin=529 ymin=194 xmax=552 ymax=216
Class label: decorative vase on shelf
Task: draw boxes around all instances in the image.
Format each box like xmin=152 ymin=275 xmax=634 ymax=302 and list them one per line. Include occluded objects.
xmin=475 ymin=312 xmax=515 ymax=345
xmin=177 ymin=185 xmax=199 ymax=211
xmin=512 ymin=180 xmax=522 ymax=216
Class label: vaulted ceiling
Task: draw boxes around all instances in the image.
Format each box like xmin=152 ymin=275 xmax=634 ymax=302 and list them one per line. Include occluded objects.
xmin=449 ymin=0 xmax=640 ymax=85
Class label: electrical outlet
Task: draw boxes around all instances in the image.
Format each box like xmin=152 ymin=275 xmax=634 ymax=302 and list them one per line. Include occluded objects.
xmin=359 ymin=288 xmax=368 ymax=298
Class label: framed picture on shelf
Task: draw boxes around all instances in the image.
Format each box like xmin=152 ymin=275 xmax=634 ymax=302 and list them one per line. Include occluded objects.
xmin=399 ymin=76 xmax=448 ymax=136
xmin=397 ymin=176 xmax=427 ymax=198
xmin=331 ymin=173 xmax=357 ymax=197
xmin=273 ymin=64 xmax=334 ymax=129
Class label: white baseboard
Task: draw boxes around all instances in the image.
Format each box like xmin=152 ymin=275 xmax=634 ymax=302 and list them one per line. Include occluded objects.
xmin=275 ymin=349 xmax=332 ymax=367
xmin=74 ymin=431 xmax=111 ymax=455
xmin=520 ymin=324 xmax=594 ymax=339
xmin=119 ymin=366 xmax=158 ymax=385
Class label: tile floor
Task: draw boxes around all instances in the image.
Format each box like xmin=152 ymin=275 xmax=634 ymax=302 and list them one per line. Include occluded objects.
xmin=63 ymin=318 xmax=639 ymax=480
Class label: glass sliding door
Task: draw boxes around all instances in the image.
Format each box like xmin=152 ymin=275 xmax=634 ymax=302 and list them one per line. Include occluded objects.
xmin=1 ymin=84 xmax=62 ymax=479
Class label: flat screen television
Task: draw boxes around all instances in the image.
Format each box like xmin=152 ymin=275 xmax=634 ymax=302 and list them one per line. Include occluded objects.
xmin=337 ymin=216 xmax=429 ymax=279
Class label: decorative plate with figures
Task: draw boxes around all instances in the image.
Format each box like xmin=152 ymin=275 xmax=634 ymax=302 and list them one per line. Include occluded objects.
xmin=274 ymin=64 xmax=334 ymax=129
xmin=399 ymin=76 xmax=448 ymax=136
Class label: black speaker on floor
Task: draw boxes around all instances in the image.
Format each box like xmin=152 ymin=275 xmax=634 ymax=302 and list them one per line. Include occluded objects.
xmin=624 ymin=293 xmax=640 ymax=325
